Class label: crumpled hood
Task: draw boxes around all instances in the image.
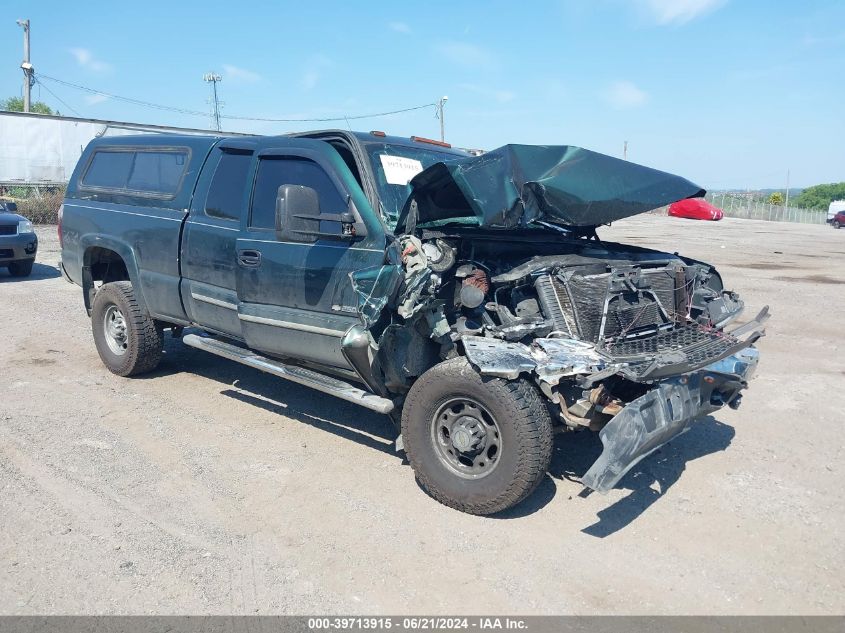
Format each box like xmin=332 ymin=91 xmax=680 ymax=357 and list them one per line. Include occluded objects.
xmin=396 ymin=144 xmax=705 ymax=231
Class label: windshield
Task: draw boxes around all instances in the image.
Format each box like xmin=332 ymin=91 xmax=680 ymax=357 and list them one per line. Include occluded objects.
xmin=363 ymin=142 xmax=466 ymax=229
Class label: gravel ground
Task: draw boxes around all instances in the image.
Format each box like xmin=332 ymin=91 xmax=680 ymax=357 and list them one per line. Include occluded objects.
xmin=0 ymin=216 xmax=842 ymax=615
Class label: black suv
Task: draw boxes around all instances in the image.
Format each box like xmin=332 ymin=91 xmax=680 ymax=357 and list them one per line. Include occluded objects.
xmin=0 ymin=201 xmax=38 ymax=277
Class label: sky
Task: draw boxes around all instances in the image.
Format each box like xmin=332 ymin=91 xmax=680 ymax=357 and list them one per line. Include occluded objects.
xmin=1 ymin=0 xmax=843 ymax=190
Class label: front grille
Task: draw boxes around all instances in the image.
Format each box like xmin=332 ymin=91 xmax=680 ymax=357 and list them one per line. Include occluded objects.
xmin=566 ymin=274 xmax=607 ymax=341
xmin=603 ymin=324 xmax=737 ymax=361
xmin=550 ymin=267 xmax=684 ymax=343
xmin=642 ymin=269 xmax=678 ymax=319
xmin=604 ymin=295 xmax=663 ymax=338
xmin=535 ymin=274 xmax=578 ymax=336
xmin=0 ymin=249 xmax=13 ymax=258
xmin=0 ymin=225 xmax=16 ymax=236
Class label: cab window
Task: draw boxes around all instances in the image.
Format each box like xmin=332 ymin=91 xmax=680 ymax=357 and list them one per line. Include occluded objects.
xmin=205 ymin=151 xmax=252 ymax=221
xmin=250 ymin=157 xmax=346 ymax=231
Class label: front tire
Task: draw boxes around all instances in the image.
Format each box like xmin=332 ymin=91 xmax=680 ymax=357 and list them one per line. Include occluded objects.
xmin=8 ymin=259 xmax=34 ymax=277
xmin=91 ymin=281 xmax=163 ymax=376
xmin=834 ymin=221 xmax=841 ymax=229
xmin=401 ymin=357 xmax=553 ymax=515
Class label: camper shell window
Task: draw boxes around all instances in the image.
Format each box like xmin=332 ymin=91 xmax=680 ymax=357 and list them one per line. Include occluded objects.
xmin=80 ymin=147 xmax=190 ymax=198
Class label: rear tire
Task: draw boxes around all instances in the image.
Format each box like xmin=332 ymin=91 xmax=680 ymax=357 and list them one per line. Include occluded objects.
xmin=401 ymin=357 xmax=553 ymax=515
xmin=91 ymin=281 xmax=163 ymax=376
xmin=8 ymin=259 xmax=34 ymax=277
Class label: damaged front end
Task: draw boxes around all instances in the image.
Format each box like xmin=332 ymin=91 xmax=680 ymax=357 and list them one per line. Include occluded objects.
xmin=351 ymin=143 xmax=769 ymax=494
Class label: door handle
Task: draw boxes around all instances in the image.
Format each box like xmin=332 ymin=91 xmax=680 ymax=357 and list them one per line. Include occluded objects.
xmin=238 ymin=249 xmax=262 ymax=267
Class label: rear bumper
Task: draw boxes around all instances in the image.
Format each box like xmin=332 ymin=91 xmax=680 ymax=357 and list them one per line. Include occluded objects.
xmin=0 ymin=232 xmax=38 ymax=262
xmin=582 ymin=346 xmax=759 ymax=492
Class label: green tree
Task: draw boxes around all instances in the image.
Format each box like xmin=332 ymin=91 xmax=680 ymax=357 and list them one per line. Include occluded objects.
xmin=1 ymin=96 xmax=54 ymax=114
xmin=767 ymin=192 xmax=784 ymax=205
xmin=793 ymin=183 xmax=845 ymax=210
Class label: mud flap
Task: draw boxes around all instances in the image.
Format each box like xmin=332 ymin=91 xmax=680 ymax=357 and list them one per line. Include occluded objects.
xmin=581 ymin=376 xmax=703 ymax=492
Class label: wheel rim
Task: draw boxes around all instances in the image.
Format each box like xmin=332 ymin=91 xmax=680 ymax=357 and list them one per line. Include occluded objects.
xmin=103 ymin=304 xmax=128 ymax=356
xmin=430 ymin=397 xmax=502 ymax=479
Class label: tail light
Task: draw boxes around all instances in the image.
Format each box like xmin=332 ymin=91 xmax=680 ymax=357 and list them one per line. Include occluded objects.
xmin=57 ymin=203 xmax=64 ymax=247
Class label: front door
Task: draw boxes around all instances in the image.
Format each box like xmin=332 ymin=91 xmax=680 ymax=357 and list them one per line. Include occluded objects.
xmin=181 ymin=141 xmax=255 ymax=338
xmin=235 ymin=143 xmax=386 ymax=369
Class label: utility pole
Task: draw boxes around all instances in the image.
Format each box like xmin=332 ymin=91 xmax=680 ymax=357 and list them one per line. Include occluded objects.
xmin=203 ymin=72 xmax=223 ymax=131
xmin=437 ymin=96 xmax=448 ymax=142
xmin=623 ymin=140 xmax=628 ymax=160
xmin=17 ymin=19 xmax=33 ymax=113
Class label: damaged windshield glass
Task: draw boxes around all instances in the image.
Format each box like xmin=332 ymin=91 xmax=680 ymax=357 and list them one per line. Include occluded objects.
xmin=363 ymin=142 xmax=466 ymax=229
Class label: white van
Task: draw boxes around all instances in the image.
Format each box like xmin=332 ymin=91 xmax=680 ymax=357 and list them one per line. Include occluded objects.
xmin=828 ymin=200 xmax=845 ymax=222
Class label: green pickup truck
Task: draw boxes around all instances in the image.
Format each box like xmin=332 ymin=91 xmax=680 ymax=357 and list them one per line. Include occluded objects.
xmin=59 ymin=129 xmax=768 ymax=514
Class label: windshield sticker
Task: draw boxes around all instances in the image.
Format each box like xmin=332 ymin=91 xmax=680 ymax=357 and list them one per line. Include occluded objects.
xmin=379 ymin=155 xmax=424 ymax=185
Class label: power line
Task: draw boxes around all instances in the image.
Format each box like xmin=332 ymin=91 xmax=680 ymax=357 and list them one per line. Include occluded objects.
xmin=37 ymin=73 xmax=209 ymax=116
xmin=36 ymin=72 xmax=438 ymax=123
xmin=224 ymin=102 xmax=437 ymax=123
xmin=33 ymin=77 xmax=83 ymax=117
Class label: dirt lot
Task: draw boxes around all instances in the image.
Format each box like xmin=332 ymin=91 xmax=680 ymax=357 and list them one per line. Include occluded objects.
xmin=1 ymin=216 xmax=843 ymax=615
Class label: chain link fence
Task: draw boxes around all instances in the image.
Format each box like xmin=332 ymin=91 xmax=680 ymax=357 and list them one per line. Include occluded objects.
xmin=703 ymin=192 xmax=827 ymax=225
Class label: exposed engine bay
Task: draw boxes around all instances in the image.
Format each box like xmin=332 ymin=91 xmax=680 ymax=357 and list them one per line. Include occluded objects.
xmin=351 ymin=225 xmax=768 ymax=491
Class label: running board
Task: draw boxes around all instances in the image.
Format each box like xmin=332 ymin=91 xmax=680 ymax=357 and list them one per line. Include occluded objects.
xmin=182 ymin=334 xmax=394 ymax=415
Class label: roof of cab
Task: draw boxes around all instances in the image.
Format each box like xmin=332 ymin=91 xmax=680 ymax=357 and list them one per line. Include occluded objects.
xmin=350 ymin=131 xmax=469 ymax=156
xmin=88 ymin=130 xmax=470 ymax=162
xmin=85 ymin=133 xmax=222 ymax=151
xmin=87 ymin=130 xmax=469 ymax=156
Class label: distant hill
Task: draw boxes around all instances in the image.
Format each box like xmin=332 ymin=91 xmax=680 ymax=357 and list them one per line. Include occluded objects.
xmin=756 ymin=188 xmax=804 ymax=197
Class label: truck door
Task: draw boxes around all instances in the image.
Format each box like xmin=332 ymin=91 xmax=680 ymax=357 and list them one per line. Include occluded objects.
xmin=235 ymin=144 xmax=385 ymax=369
xmin=181 ymin=141 xmax=255 ymax=339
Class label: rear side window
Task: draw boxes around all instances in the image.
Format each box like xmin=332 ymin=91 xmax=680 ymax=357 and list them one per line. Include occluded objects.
xmin=82 ymin=151 xmax=134 ymax=189
xmin=205 ymin=152 xmax=252 ymax=221
xmin=81 ymin=147 xmax=189 ymax=197
xmin=250 ymin=157 xmax=346 ymax=230
xmin=127 ymin=151 xmax=187 ymax=193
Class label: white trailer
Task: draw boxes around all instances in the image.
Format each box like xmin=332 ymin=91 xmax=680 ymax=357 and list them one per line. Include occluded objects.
xmin=0 ymin=111 xmax=246 ymax=187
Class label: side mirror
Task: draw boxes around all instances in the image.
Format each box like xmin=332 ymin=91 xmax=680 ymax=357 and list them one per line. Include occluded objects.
xmin=275 ymin=185 xmax=368 ymax=243
xmin=276 ymin=184 xmax=319 ymax=243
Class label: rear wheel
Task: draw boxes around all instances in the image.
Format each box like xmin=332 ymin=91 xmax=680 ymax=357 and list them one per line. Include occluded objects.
xmin=8 ymin=259 xmax=34 ymax=277
xmin=401 ymin=357 xmax=553 ymax=515
xmin=91 ymin=281 xmax=163 ymax=376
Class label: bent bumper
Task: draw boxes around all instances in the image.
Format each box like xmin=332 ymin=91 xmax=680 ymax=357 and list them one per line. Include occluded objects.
xmin=582 ymin=347 xmax=759 ymax=492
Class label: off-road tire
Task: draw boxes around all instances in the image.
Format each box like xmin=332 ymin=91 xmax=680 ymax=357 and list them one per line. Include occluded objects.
xmin=91 ymin=281 xmax=163 ymax=376
xmin=401 ymin=357 xmax=553 ymax=515
xmin=8 ymin=259 xmax=34 ymax=277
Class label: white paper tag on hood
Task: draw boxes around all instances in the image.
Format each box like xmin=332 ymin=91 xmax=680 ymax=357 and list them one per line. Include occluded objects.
xmin=379 ymin=155 xmax=424 ymax=185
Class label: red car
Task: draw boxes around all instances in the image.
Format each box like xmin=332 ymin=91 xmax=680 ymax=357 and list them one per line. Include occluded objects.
xmin=668 ymin=198 xmax=724 ymax=221
xmin=831 ymin=211 xmax=845 ymax=229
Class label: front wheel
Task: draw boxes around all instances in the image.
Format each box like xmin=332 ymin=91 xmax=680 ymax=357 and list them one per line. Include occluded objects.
xmin=91 ymin=281 xmax=164 ymax=376
xmin=834 ymin=221 xmax=841 ymax=229
xmin=401 ymin=357 xmax=553 ymax=515
xmin=8 ymin=259 xmax=34 ymax=277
